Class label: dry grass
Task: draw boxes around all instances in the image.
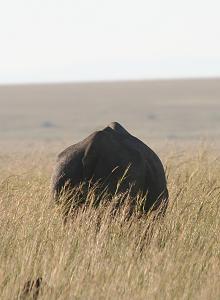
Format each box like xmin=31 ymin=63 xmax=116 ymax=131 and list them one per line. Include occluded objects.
xmin=0 ymin=145 xmax=220 ymax=300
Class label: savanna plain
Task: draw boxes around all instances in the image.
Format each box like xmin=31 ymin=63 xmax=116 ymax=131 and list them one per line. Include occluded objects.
xmin=0 ymin=79 xmax=220 ymax=299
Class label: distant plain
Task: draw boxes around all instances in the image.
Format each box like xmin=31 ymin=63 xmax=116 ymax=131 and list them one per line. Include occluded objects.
xmin=1 ymin=78 xmax=220 ymax=142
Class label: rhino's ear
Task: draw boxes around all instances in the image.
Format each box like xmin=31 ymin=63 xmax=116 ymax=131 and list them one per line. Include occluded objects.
xmin=108 ymin=122 xmax=130 ymax=136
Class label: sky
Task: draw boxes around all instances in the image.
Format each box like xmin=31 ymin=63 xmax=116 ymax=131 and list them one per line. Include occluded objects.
xmin=0 ymin=0 xmax=220 ymax=83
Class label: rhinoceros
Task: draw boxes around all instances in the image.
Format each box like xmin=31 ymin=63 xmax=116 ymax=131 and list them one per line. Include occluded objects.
xmin=51 ymin=122 xmax=168 ymax=213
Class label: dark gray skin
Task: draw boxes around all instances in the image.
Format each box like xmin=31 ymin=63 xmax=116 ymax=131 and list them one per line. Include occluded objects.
xmin=51 ymin=122 xmax=168 ymax=213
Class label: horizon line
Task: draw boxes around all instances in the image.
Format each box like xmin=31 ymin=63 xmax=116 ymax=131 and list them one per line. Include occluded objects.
xmin=0 ymin=75 xmax=220 ymax=87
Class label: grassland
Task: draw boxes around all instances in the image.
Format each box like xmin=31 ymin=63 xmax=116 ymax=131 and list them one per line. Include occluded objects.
xmin=0 ymin=143 xmax=219 ymax=300
xmin=0 ymin=79 xmax=219 ymax=299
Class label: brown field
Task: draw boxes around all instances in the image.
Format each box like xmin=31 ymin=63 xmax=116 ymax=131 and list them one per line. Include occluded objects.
xmin=0 ymin=79 xmax=220 ymax=299
xmin=1 ymin=78 xmax=220 ymax=142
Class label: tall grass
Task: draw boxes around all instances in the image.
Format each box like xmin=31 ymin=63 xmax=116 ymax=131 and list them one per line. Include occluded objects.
xmin=0 ymin=146 xmax=219 ymax=299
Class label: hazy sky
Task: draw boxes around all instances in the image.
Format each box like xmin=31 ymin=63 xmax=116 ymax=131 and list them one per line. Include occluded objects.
xmin=0 ymin=0 xmax=220 ymax=83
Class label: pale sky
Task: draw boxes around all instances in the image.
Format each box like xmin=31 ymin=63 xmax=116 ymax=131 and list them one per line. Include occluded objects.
xmin=0 ymin=0 xmax=220 ymax=83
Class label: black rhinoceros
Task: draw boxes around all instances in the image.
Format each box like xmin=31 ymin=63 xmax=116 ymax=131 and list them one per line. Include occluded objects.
xmin=51 ymin=122 xmax=168 ymax=213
